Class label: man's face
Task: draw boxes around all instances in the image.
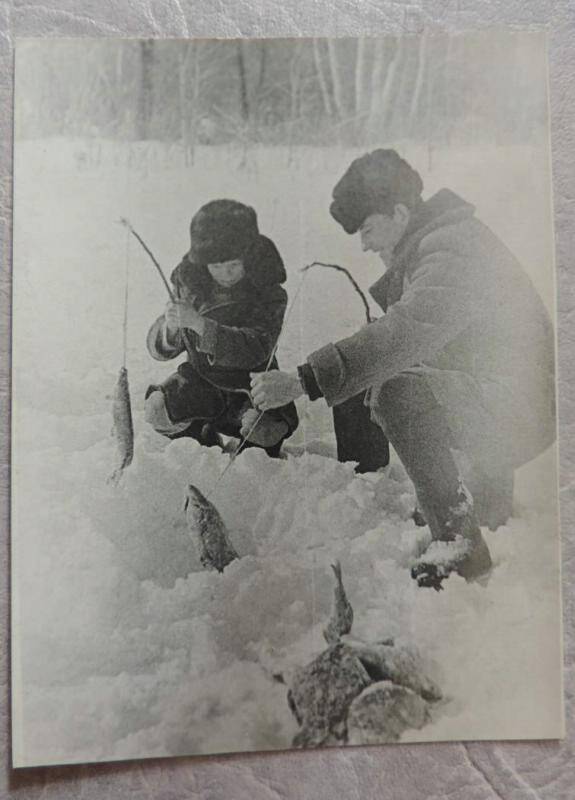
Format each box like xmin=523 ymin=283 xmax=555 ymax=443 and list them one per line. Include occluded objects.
xmin=359 ymin=207 xmax=409 ymax=263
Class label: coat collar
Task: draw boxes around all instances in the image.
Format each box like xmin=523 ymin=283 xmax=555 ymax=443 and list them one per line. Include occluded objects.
xmin=369 ymin=189 xmax=475 ymax=311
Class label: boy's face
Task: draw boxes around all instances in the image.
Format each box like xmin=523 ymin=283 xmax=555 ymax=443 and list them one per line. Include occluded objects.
xmin=207 ymin=259 xmax=245 ymax=288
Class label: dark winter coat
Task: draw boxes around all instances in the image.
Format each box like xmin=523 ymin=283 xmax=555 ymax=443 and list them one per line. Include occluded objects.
xmin=306 ymin=189 xmax=556 ymax=469
xmin=147 ymin=235 xmax=289 ymax=394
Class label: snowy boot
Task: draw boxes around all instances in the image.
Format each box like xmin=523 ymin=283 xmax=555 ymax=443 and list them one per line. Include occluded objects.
xmin=411 ymin=484 xmax=492 ymax=591
xmin=411 ymin=535 xmax=492 ymax=591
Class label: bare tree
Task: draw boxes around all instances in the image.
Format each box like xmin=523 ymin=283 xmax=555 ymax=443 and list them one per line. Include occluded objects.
xmin=255 ymin=40 xmax=268 ymax=120
xmin=386 ymin=36 xmax=414 ymax=137
xmin=355 ymin=39 xmax=367 ymax=116
xmin=137 ymin=40 xmax=155 ymax=140
xmin=409 ymin=34 xmax=428 ymax=128
xmin=377 ymin=38 xmax=404 ymax=133
xmin=313 ymin=39 xmax=334 ymax=118
xmin=289 ymin=41 xmax=305 ymax=122
xmin=326 ymin=39 xmax=344 ymax=119
xmin=368 ymin=39 xmax=386 ymax=122
xmin=179 ymin=43 xmax=193 ymax=146
xmin=236 ymin=40 xmax=250 ymax=122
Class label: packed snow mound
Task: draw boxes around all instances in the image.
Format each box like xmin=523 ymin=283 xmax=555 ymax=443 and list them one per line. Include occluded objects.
xmin=13 ymin=425 xmax=562 ymax=764
xmin=11 ymin=139 xmax=562 ymax=765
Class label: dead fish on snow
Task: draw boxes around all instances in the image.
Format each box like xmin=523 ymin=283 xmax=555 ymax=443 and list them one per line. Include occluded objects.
xmin=108 ymin=366 xmax=134 ymax=485
xmin=288 ymin=642 xmax=371 ymax=748
xmin=323 ymin=560 xmax=354 ymax=645
xmin=184 ymin=484 xmax=239 ymax=573
xmin=285 ymin=559 xmax=441 ymax=747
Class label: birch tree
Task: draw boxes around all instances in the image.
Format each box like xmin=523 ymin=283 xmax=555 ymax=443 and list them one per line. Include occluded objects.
xmin=137 ymin=40 xmax=155 ymax=140
xmin=327 ymin=39 xmax=344 ymax=119
xmin=313 ymin=39 xmax=334 ymax=118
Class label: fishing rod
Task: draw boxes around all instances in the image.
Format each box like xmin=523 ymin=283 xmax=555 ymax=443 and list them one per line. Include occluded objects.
xmin=212 ymin=260 xmax=374 ymax=491
xmin=212 ymin=260 xmax=373 ymax=493
xmin=208 ymin=269 xmax=309 ymax=496
xmin=302 ymin=261 xmax=373 ymax=323
xmin=119 ymin=218 xmax=175 ymax=301
xmin=228 ymin=259 xmax=373 ymax=462
xmin=117 ymin=217 xmax=202 ymax=367
xmin=119 ymin=217 xmax=256 ymax=407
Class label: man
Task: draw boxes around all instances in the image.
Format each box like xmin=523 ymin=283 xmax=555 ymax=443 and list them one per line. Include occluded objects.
xmin=251 ymin=149 xmax=556 ymax=590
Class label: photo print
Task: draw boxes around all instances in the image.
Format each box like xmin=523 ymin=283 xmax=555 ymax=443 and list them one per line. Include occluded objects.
xmin=11 ymin=32 xmax=563 ymax=767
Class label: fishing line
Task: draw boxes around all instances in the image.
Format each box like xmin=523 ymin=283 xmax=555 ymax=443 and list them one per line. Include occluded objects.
xmin=108 ymin=222 xmax=135 ymax=486
xmin=298 ymin=259 xmax=374 ymax=647
xmin=122 ymin=224 xmax=130 ymax=368
xmin=208 ymin=258 xmax=372 ymax=498
xmin=295 ymin=281 xmax=319 ymax=650
xmin=119 ymin=217 xmax=175 ymax=301
xmin=118 ymin=217 xmax=200 ymax=367
xmin=207 ymin=268 xmax=310 ymax=498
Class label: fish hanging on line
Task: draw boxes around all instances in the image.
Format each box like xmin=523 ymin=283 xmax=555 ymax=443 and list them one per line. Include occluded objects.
xmin=108 ymin=366 xmax=134 ymax=485
xmin=184 ymin=484 xmax=239 ymax=573
xmin=323 ymin=560 xmax=354 ymax=645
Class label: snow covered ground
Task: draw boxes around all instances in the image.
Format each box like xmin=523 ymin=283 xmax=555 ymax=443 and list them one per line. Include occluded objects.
xmin=11 ymin=140 xmax=563 ymax=766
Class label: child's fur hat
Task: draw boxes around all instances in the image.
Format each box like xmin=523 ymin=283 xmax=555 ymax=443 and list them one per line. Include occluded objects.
xmin=172 ymin=199 xmax=286 ymax=294
xmin=188 ymin=199 xmax=260 ymax=264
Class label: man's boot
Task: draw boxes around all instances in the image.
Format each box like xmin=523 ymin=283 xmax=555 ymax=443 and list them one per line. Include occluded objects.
xmin=373 ymin=374 xmax=493 ymax=590
xmin=411 ymin=484 xmax=493 ymax=591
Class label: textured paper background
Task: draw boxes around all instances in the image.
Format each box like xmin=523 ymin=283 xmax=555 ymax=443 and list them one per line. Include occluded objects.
xmin=1 ymin=2 xmax=574 ymax=798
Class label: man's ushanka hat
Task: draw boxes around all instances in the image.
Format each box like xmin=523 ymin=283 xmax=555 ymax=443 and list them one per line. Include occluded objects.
xmin=330 ymin=149 xmax=424 ymax=234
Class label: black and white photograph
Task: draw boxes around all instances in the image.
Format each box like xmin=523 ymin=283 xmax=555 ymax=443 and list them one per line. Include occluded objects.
xmin=11 ymin=32 xmax=563 ymax=767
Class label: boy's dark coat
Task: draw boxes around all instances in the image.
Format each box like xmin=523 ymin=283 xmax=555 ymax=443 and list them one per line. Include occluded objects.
xmin=148 ymin=235 xmax=287 ymax=390
xmin=147 ymin=235 xmax=298 ymax=432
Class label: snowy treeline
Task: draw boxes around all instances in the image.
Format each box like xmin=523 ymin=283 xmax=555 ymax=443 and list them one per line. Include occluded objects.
xmin=15 ymin=34 xmax=548 ymax=148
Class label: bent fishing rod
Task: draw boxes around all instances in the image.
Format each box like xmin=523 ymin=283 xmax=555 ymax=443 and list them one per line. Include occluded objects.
xmin=118 ymin=217 xmax=214 ymax=379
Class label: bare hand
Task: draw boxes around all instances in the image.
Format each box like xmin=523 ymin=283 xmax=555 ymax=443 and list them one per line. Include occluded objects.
xmin=164 ymin=301 xmax=205 ymax=335
xmin=250 ymin=371 xmax=303 ymax=410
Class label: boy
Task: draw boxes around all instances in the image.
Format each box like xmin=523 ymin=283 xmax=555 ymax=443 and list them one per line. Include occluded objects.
xmin=145 ymin=199 xmax=298 ymax=456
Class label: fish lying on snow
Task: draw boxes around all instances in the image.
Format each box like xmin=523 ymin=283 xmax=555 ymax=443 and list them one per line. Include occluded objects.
xmin=323 ymin=560 xmax=354 ymax=645
xmin=108 ymin=366 xmax=134 ymax=485
xmin=286 ymin=559 xmax=442 ymax=747
xmin=288 ymin=642 xmax=371 ymax=747
xmin=184 ymin=484 xmax=239 ymax=572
